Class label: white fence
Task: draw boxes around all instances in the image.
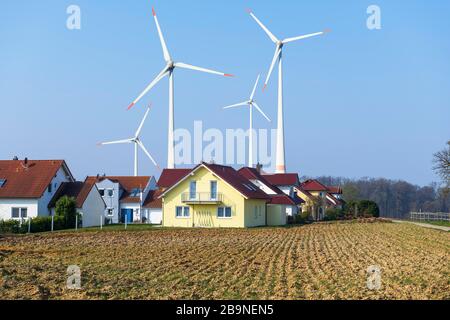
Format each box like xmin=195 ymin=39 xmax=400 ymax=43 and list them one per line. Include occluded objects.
xmin=410 ymin=212 xmax=450 ymax=222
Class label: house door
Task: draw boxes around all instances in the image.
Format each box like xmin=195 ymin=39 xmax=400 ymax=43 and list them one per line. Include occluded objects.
xmin=121 ymin=209 xmax=133 ymax=223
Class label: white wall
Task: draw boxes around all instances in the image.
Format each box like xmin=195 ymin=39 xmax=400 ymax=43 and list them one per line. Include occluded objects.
xmin=80 ymin=187 xmax=106 ymax=228
xmin=0 ymin=199 xmax=39 ymax=220
xmin=145 ymin=208 xmax=162 ymax=224
xmin=37 ymin=167 xmax=72 ymax=216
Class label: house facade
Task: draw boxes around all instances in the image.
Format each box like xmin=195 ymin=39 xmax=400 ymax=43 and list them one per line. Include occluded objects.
xmin=160 ymin=163 xmax=269 ymax=228
xmin=0 ymin=159 xmax=75 ymax=221
xmin=295 ymin=179 xmax=344 ymax=220
xmin=86 ymin=175 xmax=157 ymax=224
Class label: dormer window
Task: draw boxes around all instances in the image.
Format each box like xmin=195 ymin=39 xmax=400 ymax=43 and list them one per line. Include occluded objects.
xmin=0 ymin=179 xmax=6 ymax=188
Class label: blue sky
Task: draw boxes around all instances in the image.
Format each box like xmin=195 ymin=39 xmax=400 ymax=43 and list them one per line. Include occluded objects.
xmin=1 ymin=0 xmax=449 ymax=186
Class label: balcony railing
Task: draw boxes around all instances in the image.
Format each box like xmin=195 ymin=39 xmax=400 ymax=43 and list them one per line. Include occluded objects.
xmin=181 ymin=192 xmax=223 ymax=204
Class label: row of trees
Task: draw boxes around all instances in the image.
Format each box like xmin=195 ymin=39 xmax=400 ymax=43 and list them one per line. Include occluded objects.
xmin=307 ymin=141 xmax=450 ymax=219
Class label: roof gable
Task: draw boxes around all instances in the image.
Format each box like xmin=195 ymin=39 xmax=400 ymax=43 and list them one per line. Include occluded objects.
xmin=160 ymin=163 xmax=269 ymax=200
xmin=48 ymin=179 xmax=99 ymax=208
xmin=301 ymin=179 xmax=329 ymax=192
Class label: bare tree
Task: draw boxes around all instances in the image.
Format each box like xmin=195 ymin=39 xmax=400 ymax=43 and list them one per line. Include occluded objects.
xmin=433 ymin=141 xmax=450 ymax=188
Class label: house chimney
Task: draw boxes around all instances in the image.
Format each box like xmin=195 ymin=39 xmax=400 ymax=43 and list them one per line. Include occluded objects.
xmin=256 ymin=163 xmax=263 ymax=173
xmin=24 ymin=157 xmax=28 ymax=165
xmin=13 ymin=156 xmax=18 ymax=160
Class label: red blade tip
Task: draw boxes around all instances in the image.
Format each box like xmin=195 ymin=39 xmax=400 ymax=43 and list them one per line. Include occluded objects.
xmin=246 ymin=8 xmax=252 ymax=14
xmin=224 ymin=74 xmax=234 ymax=77
xmin=262 ymin=84 xmax=267 ymax=92
xmin=152 ymin=7 xmax=156 ymax=16
xmin=324 ymin=28 xmax=332 ymax=33
xmin=127 ymin=102 xmax=135 ymax=110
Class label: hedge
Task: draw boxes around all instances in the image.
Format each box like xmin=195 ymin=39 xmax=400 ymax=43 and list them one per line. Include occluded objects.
xmin=0 ymin=215 xmax=68 ymax=234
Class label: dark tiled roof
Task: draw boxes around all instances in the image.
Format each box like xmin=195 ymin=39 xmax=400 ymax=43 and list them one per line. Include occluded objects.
xmin=202 ymin=163 xmax=269 ymax=200
xmin=143 ymin=188 xmax=163 ymax=208
xmin=238 ymin=167 xmax=284 ymax=195
xmin=0 ymin=160 xmax=71 ymax=199
xmin=262 ymin=173 xmax=300 ymax=186
xmin=48 ymin=180 xmax=98 ymax=208
xmin=157 ymin=169 xmax=192 ymax=188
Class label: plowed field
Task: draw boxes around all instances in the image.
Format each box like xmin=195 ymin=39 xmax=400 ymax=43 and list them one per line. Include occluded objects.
xmin=0 ymin=221 xmax=448 ymax=300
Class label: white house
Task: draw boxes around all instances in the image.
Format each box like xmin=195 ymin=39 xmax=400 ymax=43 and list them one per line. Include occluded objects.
xmin=48 ymin=180 xmax=106 ymax=227
xmin=86 ymin=175 xmax=157 ymax=224
xmin=0 ymin=159 xmax=75 ymax=221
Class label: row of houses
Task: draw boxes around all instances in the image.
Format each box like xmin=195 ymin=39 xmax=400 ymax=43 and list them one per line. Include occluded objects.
xmin=0 ymin=158 xmax=344 ymax=228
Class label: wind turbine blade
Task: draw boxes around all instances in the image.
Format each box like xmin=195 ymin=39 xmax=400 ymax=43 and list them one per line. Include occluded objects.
xmin=152 ymin=7 xmax=171 ymax=62
xmin=135 ymin=104 xmax=151 ymax=137
xmin=174 ymin=62 xmax=233 ymax=77
xmin=252 ymin=102 xmax=271 ymax=122
xmin=98 ymin=138 xmax=133 ymax=146
xmin=282 ymin=30 xmax=329 ymax=44
xmin=127 ymin=67 xmax=169 ymax=110
xmin=263 ymin=45 xmax=281 ymax=90
xmin=250 ymin=74 xmax=260 ymax=100
xmin=137 ymin=140 xmax=158 ymax=167
xmin=223 ymin=102 xmax=248 ymax=109
xmin=247 ymin=9 xmax=278 ymax=43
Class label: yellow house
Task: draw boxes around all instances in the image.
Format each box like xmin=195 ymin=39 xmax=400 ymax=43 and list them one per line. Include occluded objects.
xmin=159 ymin=163 xmax=269 ymax=228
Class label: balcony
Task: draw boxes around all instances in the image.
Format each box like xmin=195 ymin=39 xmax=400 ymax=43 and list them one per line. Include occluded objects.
xmin=181 ymin=192 xmax=223 ymax=204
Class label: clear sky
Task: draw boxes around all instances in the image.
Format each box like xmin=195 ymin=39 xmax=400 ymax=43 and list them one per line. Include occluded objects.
xmin=1 ymin=0 xmax=449 ymax=186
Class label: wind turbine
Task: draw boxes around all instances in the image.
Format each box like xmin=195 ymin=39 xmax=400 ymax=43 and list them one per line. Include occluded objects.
xmin=127 ymin=7 xmax=233 ymax=169
xmin=223 ymin=75 xmax=271 ymax=168
xmin=247 ymin=9 xmax=330 ymax=173
xmin=98 ymin=106 xmax=159 ymax=176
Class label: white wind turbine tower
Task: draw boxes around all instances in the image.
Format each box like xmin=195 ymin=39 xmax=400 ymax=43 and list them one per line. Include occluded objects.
xmin=98 ymin=106 xmax=159 ymax=176
xmin=248 ymin=9 xmax=330 ymax=173
xmin=127 ymin=7 xmax=233 ymax=169
xmin=223 ymin=75 xmax=271 ymax=168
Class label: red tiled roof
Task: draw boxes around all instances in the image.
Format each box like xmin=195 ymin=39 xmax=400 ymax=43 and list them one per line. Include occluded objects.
xmin=143 ymin=188 xmax=163 ymax=208
xmin=269 ymin=194 xmax=296 ymax=205
xmin=301 ymin=179 xmax=329 ymax=192
xmin=327 ymin=186 xmax=343 ymax=194
xmin=261 ymin=173 xmax=300 ymax=186
xmin=48 ymin=179 xmax=100 ymax=209
xmin=86 ymin=176 xmax=151 ymax=203
xmin=0 ymin=160 xmax=72 ymax=199
xmin=157 ymin=169 xmax=192 ymax=188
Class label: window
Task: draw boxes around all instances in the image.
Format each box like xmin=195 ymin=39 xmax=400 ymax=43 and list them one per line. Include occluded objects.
xmin=107 ymin=189 xmax=114 ymax=197
xmin=176 ymin=206 xmax=190 ymax=218
xmin=189 ymin=181 xmax=197 ymax=200
xmin=210 ymin=181 xmax=217 ymax=200
xmin=0 ymin=179 xmax=6 ymax=187
xmin=11 ymin=208 xmax=27 ymax=219
xmin=130 ymin=188 xmax=141 ymax=197
xmin=47 ymin=183 xmax=52 ymax=193
xmin=218 ymin=207 xmax=232 ymax=218
xmin=99 ymin=189 xmax=105 ymax=197
xmin=107 ymin=208 xmax=114 ymax=216
xmin=12 ymin=208 xmax=19 ymax=218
